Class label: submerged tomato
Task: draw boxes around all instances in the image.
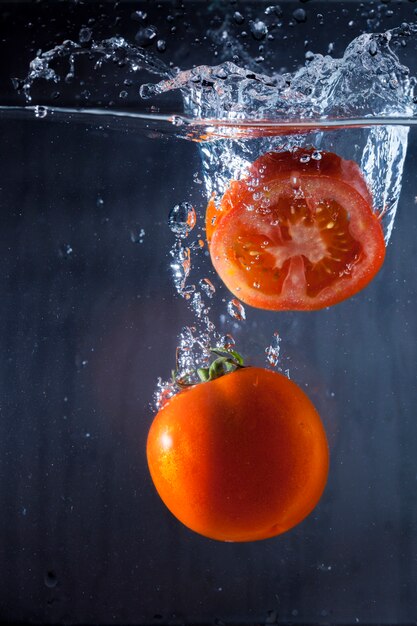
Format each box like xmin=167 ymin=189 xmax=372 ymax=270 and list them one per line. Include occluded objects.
xmin=207 ymin=149 xmax=386 ymax=310
xmin=147 ymin=367 xmax=329 ymax=542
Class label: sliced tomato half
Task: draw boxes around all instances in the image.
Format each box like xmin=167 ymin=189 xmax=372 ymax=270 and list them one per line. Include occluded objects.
xmin=207 ymin=149 xmax=386 ymax=311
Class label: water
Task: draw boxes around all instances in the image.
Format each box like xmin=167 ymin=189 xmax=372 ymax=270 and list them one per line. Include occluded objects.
xmin=1 ymin=1 xmax=417 ymax=623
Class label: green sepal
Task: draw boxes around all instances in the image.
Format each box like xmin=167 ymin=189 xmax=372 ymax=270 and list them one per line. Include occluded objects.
xmin=171 ymin=346 xmax=245 ymax=390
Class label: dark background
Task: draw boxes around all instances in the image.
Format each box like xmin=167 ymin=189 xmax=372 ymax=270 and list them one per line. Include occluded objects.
xmin=1 ymin=1 xmax=417 ymax=625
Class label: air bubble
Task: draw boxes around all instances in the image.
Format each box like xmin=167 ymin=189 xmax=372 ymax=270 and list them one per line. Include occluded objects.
xmin=130 ymin=228 xmax=145 ymax=244
xmin=299 ymin=154 xmax=310 ymax=163
xmin=168 ymin=202 xmax=196 ymax=238
xmin=219 ymin=334 xmax=235 ymax=350
xmin=265 ymin=332 xmax=281 ymax=367
xmin=44 ymin=571 xmax=58 ymax=588
xmin=227 ymin=299 xmax=246 ymax=321
xmin=79 ymin=27 xmax=92 ymax=43
xmin=200 ymin=278 xmax=216 ymax=298
xmin=312 ymin=151 xmax=322 ymax=160
xmin=59 ymin=244 xmax=73 ymax=258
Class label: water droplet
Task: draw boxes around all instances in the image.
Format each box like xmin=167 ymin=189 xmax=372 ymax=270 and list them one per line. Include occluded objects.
xmin=227 ymin=299 xmax=246 ymax=321
xmin=265 ymin=5 xmax=283 ymax=18
xmin=96 ymin=196 xmax=104 ymax=208
xmin=249 ymin=19 xmax=268 ymax=41
xmin=119 ymin=90 xmax=128 ymax=99
xmin=233 ymin=11 xmax=245 ymax=25
xmin=369 ymin=40 xmax=378 ymax=56
xmin=135 ymin=26 xmax=157 ymax=47
xmin=59 ymin=243 xmax=73 ymax=258
xmin=157 ymin=39 xmax=166 ymax=52
xmin=312 ymin=150 xmax=322 ymax=160
xmin=199 ymin=278 xmax=216 ymax=298
xmin=293 ymin=8 xmax=307 ymax=23
xmin=168 ymin=202 xmax=196 ymax=238
xmin=131 ymin=10 xmax=147 ymax=21
xmin=79 ymin=27 xmax=92 ymax=43
xmin=44 ymin=571 xmax=58 ymax=588
xmin=34 ymin=105 xmax=47 ymax=118
xmin=299 ymin=154 xmax=310 ymax=163
xmin=11 ymin=77 xmax=23 ymax=91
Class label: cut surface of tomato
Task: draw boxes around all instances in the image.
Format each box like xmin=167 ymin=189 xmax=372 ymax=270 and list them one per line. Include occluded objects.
xmin=207 ymin=149 xmax=386 ymax=310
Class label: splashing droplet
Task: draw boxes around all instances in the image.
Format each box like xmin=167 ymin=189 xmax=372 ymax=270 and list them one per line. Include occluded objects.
xmin=233 ymin=11 xmax=245 ymax=25
xmin=227 ymin=298 xmax=246 ymax=321
xmin=34 ymin=105 xmax=47 ymax=118
xmin=157 ymin=39 xmax=167 ymax=53
xmin=168 ymin=202 xmax=196 ymax=238
xmin=135 ymin=26 xmax=157 ymax=47
xmin=249 ymin=19 xmax=268 ymax=41
xmin=293 ymin=8 xmax=307 ymax=23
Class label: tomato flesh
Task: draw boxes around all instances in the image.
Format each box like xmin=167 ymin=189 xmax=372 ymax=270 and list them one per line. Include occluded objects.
xmin=207 ymin=150 xmax=386 ymax=310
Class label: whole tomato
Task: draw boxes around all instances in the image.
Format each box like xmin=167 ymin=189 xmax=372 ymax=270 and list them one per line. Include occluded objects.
xmin=147 ymin=358 xmax=329 ymax=542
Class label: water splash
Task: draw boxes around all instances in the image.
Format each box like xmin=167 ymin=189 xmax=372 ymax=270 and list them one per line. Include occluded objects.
xmin=21 ymin=36 xmax=173 ymax=103
xmin=140 ymin=25 xmax=417 ymax=122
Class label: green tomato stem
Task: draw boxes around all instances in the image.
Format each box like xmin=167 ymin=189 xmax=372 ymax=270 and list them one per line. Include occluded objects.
xmin=173 ymin=347 xmax=245 ymax=389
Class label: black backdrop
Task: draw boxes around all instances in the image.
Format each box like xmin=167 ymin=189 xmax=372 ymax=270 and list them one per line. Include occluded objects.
xmin=1 ymin=2 xmax=417 ymax=625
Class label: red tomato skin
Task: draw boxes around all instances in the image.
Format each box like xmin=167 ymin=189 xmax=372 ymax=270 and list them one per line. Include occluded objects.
xmin=147 ymin=368 xmax=329 ymax=542
xmin=207 ymin=150 xmax=386 ymax=311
